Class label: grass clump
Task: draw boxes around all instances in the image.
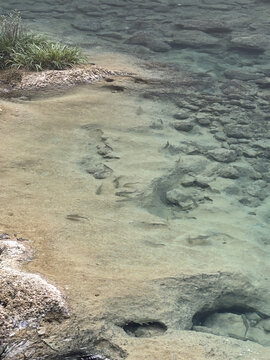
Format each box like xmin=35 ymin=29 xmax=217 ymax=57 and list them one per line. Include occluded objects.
xmin=0 ymin=11 xmax=85 ymax=71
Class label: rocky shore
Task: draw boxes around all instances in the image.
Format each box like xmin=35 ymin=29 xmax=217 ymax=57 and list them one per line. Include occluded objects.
xmin=0 ymin=65 xmax=130 ymax=96
xmin=0 ymin=233 xmax=69 ymax=358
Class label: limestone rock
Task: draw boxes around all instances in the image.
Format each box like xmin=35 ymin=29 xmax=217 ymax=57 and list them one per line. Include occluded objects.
xmin=173 ymin=111 xmax=189 ymax=120
xmin=218 ymin=166 xmax=240 ymax=179
xmin=259 ymin=318 xmax=270 ymax=331
xmin=230 ymin=34 xmax=269 ymax=53
xmin=125 ymin=32 xmax=171 ymax=52
xmin=203 ymin=313 xmax=246 ymax=339
xmin=170 ymin=30 xmax=219 ymax=48
xmin=246 ymin=327 xmax=270 ymax=346
xmin=224 ymin=124 xmax=252 ymax=139
xmin=72 ymin=19 xmax=103 ymax=31
xmin=207 ymin=148 xmax=237 ymax=163
xmin=224 ymin=69 xmax=263 ymax=81
xmin=0 ymin=239 xmax=69 ymax=338
xmin=166 ymin=189 xmax=197 ymax=210
xmin=174 ymin=19 xmax=232 ymax=33
xmin=172 ymin=120 xmax=194 ymax=132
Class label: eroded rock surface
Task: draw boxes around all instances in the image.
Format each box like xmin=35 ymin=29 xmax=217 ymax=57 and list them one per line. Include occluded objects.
xmin=0 ymin=235 xmax=69 ymax=341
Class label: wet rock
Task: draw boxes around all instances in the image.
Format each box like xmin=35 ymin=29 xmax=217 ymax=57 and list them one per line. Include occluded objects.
xmin=174 ymin=19 xmax=232 ymax=33
xmin=172 ymin=120 xmax=194 ymax=132
xmin=76 ymin=4 xmax=101 ymax=12
xmin=81 ymin=158 xmax=113 ymax=179
xmin=173 ymin=111 xmax=189 ymax=120
xmin=214 ymin=132 xmax=227 ymax=141
xmin=218 ymin=166 xmax=240 ymax=179
xmin=87 ymin=164 xmax=112 ymax=179
xmin=239 ymin=196 xmax=261 ymax=207
xmin=181 ymin=175 xmax=196 ymax=187
xmin=224 ymin=69 xmax=263 ymax=81
xmin=242 ymin=148 xmax=258 ymax=158
xmin=122 ymin=321 xmax=167 ymax=338
xmin=170 ymin=30 xmax=219 ymax=49
xmin=202 ymin=312 xmax=247 ymax=339
xmin=207 ymin=148 xmax=237 ymax=163
xmin=224 ymin=124 xmax=252 ymax=139
xmin=0 ymin=233 xmax=10 ymax=240
xmin=166 ymin=189 xmax=197 ymax=210
xmin=245 ymin=180 xmax=268 ymax=200
xmin=255 ymin=77 xmax=270 ymax=89
xmin=99 ymin=32 xmax=124 ymax=40
xmin=150 ymin=119 xmax=163 ymax=129
xmin=181 ymin=175 xmax=211 ymax=189
xmin=0 ymin=240 xmax=69 ymax=339
xmin=72 ymin=19 xmax=103 ymax=31
xmin=230 ymin=34 xmax=269 ymax=53
xmin=259 ymin=318 xmax=270 ymax=331
xmin=225 ymin=185 xmax=240 ymax=195
xmin=221 ymin=80 xmax=257 ymax=99
xmin=125 ymin=32 xmax=171 ymax=52
xmin=246 ymin=327 xmax=270 ymax=346
xmin=196 ymin=113 xmax=211 ymax=126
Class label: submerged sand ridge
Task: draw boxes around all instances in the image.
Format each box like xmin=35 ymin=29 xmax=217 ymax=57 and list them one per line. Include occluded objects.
xmin=0 ymin=54 xmax=269 ymax=359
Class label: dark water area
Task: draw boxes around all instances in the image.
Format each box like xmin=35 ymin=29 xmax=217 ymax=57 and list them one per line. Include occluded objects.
xmin=0 ymin=1 xmax=270 ymax=360
xmin=1 ymin=0 xmax=270 ymax=78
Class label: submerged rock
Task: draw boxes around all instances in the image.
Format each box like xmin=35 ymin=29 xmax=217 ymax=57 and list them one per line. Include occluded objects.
xmin=172 ymin=120 xmax=194 ymax=132
xmin=170 ymin=30 xmax=220 ymax=49
xmin=166 ymin=188 xmax=197 ymax=210
xmin=230 ymin=34 xmax=269 ymax=53
xmin=125 ymin=32 xmax=171 ymax=52
xmin=174 ymin=19 xmax=232 ymax=33
xmin=207 ymin=148 xmax=237 ymax=163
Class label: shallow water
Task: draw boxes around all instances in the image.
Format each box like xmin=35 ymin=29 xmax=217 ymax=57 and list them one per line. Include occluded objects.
xmin=0 ymin=0 xmax=270 ymax=359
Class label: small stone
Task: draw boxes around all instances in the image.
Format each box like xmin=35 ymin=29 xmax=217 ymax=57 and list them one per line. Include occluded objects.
xmin=125 ymin=32 xmax=171 ymax=52
xmin=173 ymin=112 xmax=189 ymax=120
xmin=246 ymin=326 xmax=270 ymax=346
xmin=230 ymin=34 xmax=269 ymax=53
xmin=37 ymin=328 xmax=46 ymax=336
xmin=243 ymin=148 xmax=258 ymax=158
xmin=208 ymin=148 xmax=237 ymax=163
xmin=173 ymin=121 xmax=193 ymax=132
xmin=214 ymin=132 xmax=227 ymax=141
xmin=0 ymin=233 xmax=10 ymax=240
xmin=203 ymin=313 xmax=246 ymax=338
xmin=224 ymin=70 xmax=262 ymax=81
xmin=218 ymin=166 xmax=239 ymax=179
xmin=196 ymin=112 xmax=211 ymax=126
xmin=197 ymin=117 xmax=211 ymax=126
xmin=150 ymin=119 xmax=163 ymax=129
xmin=170 ymin=30 xmax=219 ymax=48
xmin=181 ymin=175 xmax=195 ymax=187
xmin=174 ymin=19 xmax=232 ymax=34
xmin=245 ymin=312 xmax=262 ymax=325
xmin=224 ymin=124 xmax=252 ymax=139
xmin=255 ymin=77 xmax=270 ymax=88
xmin=166 ymin=189 xmax=196 ymax=210
xmin=194 ymin=176 xmax=211 ymax=189
xmin=239 ymin=197 xmax=261 ymax=207
xmin=225 ymin=186 xmax=240 ymax=195
xmin=259 ymin=319 xmax=270 ymax=332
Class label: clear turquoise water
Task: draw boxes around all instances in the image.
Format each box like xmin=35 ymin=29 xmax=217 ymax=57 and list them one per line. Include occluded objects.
xmin=1 ymin=0 xmax=270 ymax=358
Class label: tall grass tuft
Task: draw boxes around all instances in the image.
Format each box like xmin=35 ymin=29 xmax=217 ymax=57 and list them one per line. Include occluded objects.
xmin=0 ymin=10 xmax=24 ymax=46
xmin=0 ymin=11 xmax=85 ymax=71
